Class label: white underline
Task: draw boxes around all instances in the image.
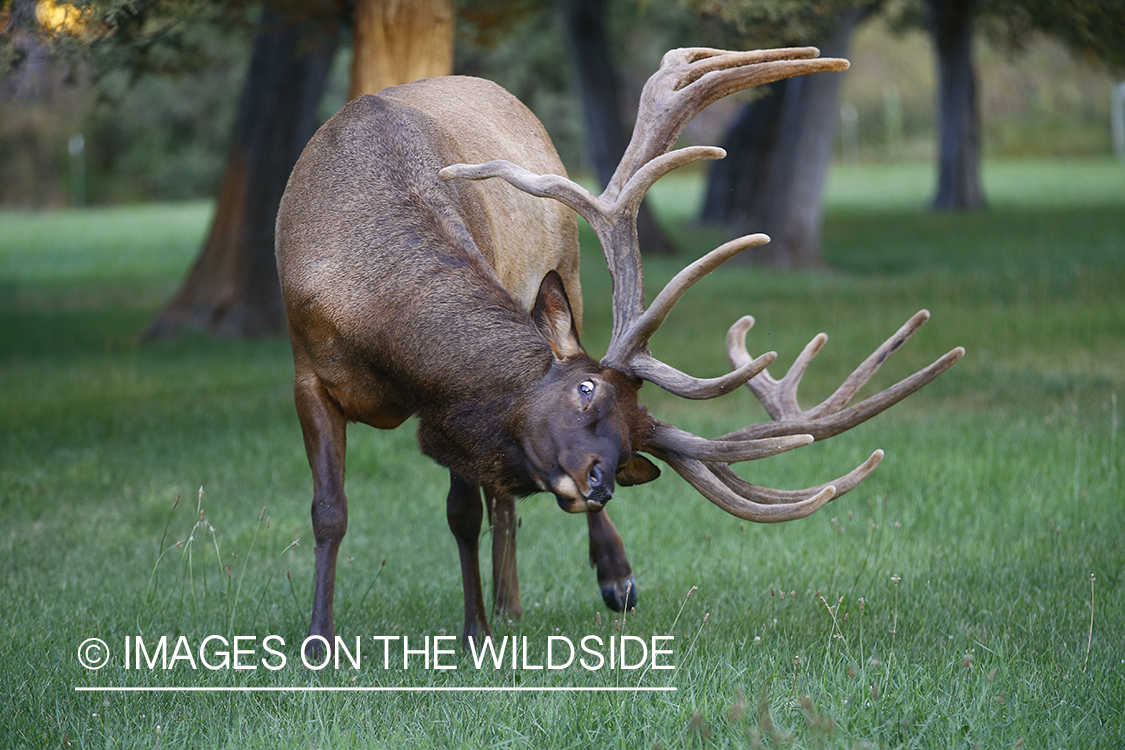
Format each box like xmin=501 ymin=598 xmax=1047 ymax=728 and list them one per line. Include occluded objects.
xmin=75 ymin=686 xmax=676 ymax=693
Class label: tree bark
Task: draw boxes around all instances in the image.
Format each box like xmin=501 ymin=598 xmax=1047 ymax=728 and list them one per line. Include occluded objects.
xmin=700 ymin=79 xmax=785 ymax=228
xmin=700 ymin=14 xmax=857 ymax=268
xmin=349 ymin=0 xmax=453 ymax=98
xmin=928 ymin=0 xmax=985 ymax=211
xmin=562 ymin=0 xmax=675 ymax=256
xmin=144 ymin=7 xmax=338 ymax=338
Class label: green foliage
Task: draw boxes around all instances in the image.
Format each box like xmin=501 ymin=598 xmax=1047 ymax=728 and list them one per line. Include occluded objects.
xmin=455 ymin=0 xmax=699 ymax=171
xmin=2 ymin=0 xmax=1118 ymax=208
xmin=2 ymin=159 xmax=1123 ymax=746
xmin=81 ymin=27 xmax=248 ymax=202
xmin=834 ymin=18 xmax=1116 ymax=163
xmin=0 ymin=5 xmax=252 ymax=206
xmin=687 ymin=0 xmax=876 ymax=46
xmin=978 ymin=0 xmax=1125 ymax=73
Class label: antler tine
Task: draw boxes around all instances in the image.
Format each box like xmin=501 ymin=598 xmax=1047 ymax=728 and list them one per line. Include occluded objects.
xmin=806 ymin=309 xmax=930 ymax=419
xmin=727 ymin=315 xmax=827 ymax=421
xmin=707 ymin=448 xmax=884 ymax=506
xmin=643 ymin=443 xmax=882 ymax=524
xmin=724 ymin=311 xmax=966 ymax=441
xmin=661 ymin=46 xmax=822 ymax=74
xmin=631 ymin=349 xmax=777 ymax=401
xmin=438 ymin=160 xmax=605 ymax=221
xmin=648 ymin=422 xmax=814 ymax=463
xmin=615 ymin=146 xmax=727 ymax=223
xmin=602 ymin=233 xmax=770 ymax=375
xmin=648 ymin=448 xmax=839 ymax=523
xmin=605 ymin=47 xmax=849 ymax=200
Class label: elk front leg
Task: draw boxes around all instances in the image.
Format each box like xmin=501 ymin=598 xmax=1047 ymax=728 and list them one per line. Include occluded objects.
xmin=588 ymin=510 xmax=636 ymax=612
xmin=487 ymin=493 xmax=522 ymax=619
xmin=447 ymin=474 xmax=490 ymax=647
xmin=295 ymin=372 xmax=348 ymax=659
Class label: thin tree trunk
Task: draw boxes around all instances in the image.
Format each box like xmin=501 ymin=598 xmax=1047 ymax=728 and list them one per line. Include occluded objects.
xmin=562 ymin=0 xmax=675 ymax=255
xmin=144 ymin=7 xmax=338 ymax=338
xmin=929 ymin=0 xmax=985 ymax=211
xmin=700 ymin=14 xmax=857 ymax=268
xmin=349 ymin=0 xmax=453 ymax=98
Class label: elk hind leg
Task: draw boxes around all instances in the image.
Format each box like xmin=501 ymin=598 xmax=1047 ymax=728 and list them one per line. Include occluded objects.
xmin=487 ymin=493 xmax=522 ymax=619
xmin=295 ymin=372 xmax=349 ymax=659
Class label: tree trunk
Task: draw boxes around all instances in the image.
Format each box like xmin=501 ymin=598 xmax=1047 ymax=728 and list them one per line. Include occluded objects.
xmin=928 ymin=0 xmax=985 ymax=211
xmin=349 ymin=0 xmax=453 ymax=98
xmin=144 ymin=7 xmax=338 ymax=338
xmin=700 ymin=14 xmax=857 ymax=268
xmin=562 ymin=0 xmax=676 ymax=256
xmin=700 ymin=79 xmax=785 ymax=228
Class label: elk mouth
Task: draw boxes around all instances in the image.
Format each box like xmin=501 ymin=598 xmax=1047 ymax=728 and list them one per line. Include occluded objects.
xmin=586 ymin=485 xmax=612 ymax=509
xmin=554 ymin=493 xmax=609 ymax=514
xmin=551 ymin=461 xmax=613 ymax=514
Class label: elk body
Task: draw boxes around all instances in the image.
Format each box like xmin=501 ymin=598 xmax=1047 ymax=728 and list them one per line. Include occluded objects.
xmin=276 ymin=48 xmax=964 ymax=651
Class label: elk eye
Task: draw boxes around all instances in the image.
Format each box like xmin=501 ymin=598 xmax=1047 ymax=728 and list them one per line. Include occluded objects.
xmin=578 ymin=380 xmax=596 ymax=400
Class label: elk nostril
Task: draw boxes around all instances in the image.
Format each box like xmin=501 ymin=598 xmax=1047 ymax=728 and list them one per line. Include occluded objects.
xmin=588 ymin=463 xmax=605 ymax=487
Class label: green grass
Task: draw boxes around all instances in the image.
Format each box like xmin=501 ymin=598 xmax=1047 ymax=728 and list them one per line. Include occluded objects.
xmin=2 ymin=158 xmax=1123 ymax=748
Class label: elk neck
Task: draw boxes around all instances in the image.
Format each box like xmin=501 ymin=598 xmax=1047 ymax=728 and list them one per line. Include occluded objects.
xmin=411 ymin=330 xmax=558 ymax=499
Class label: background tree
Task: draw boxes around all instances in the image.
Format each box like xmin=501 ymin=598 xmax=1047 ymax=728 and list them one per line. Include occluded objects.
xmin=993 ymin=0 xmax=1125 ymax=70
xmin=927 ymin=0 xmax=983 ymax=210
xmin=695 ymin=0 xmax=870 ymax=268
xmin=143 ymin=4 xmax=338 ymax=337
xmin=561 ymin=0 xmax=675 ymax=255
xmin=350 ymin=0 xmax=453 ymax=98
xmin=700 ymin=0 xmax=1124 ymax=234
xmin=145 ymin=0 xmax=455 ymax=337
xmin=896 ymin=0 xmax=1125 ymax=211
xmin=0 ymin=0 xmax=84 ymax=207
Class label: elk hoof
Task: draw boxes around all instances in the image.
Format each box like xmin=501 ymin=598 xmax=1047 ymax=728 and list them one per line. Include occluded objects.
xmin=599 ymin=574 xmax=637 ymax=612
xmin=303 ymin=633 xmax=332 ymax=664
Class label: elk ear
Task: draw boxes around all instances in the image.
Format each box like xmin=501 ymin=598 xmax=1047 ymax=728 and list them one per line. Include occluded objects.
xmin=532 ymin=270 xmax=584 ymax=360
xmin=616 ymin=454 xmax=661 ymax=487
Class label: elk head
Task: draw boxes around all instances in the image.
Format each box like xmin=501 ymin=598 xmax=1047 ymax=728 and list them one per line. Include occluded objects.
xmin=518 ymin=269 xmax=660 ymax=514
xmin=442 ymin=47 xmax=964 ymax=522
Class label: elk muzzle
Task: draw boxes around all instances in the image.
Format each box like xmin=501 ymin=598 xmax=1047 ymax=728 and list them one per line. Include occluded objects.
xmin=550 ymin=454 xmax=618 ymax=513
xmin=585 ymin=462 xmax=613 ymax=509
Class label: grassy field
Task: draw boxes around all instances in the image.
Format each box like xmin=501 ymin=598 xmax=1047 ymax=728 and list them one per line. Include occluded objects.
xmin=1 ymin=158 xmax=1122 ymax=748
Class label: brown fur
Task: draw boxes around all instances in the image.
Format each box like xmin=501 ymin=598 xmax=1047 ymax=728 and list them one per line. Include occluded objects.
xmin=277 ymin=77 xmax=653 ymax=649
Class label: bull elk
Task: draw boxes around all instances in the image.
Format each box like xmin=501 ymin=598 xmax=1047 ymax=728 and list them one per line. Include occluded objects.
xmin=275 ymin=47 xmax=963 ymax=651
